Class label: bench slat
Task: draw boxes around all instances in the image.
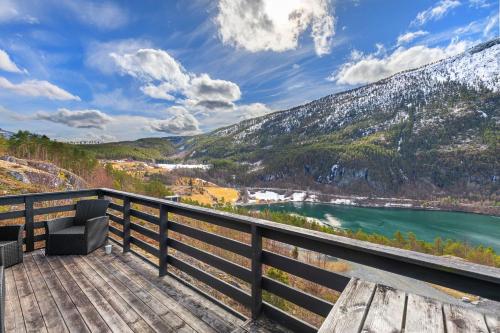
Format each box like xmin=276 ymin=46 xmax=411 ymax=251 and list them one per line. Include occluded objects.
xmin=362 ymin=284 xmax=405 ymax=333
xmin=318 ymin=278 xmax=375 ymax=333
xmin=405 ymin=293 xmax=444 ymax=333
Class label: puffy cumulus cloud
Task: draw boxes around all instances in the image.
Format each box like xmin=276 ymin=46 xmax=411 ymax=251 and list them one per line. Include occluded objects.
xmin=332 ymin=40 xmax=471 ymax=85
xmin=0 ymin=49 xmax=22 ymax=73
xmin=396 ymin=31 xmax=429 ymax=45
xmin=237 ymin=103 xmax=272 ymax=120
xmin=111 ymin=48 xmax=190 ymax=90
xmin=85 ymin=39 xmax=152 ymax=74
xmin=148 ymin=107 xmax=200 ymax=135
xmin=140 ymin=83 xmax=176 ymax=101
xmin=0 ymin=77 xmax=80 ymax=101
xmin=413 ymin=0 xmax=461 ymax=26
xmin=111 ymin=48 xmax=242 ymax=113
xmin=186 ymin=74 xmax=241 ymax=104
xmin=35 ymin=108 xmax=113 ymax=129
xmin=216 ymin=0 xmax=334 ymax=56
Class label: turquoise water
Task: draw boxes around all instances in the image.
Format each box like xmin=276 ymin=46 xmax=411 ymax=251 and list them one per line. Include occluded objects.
xmin=247 ymin=202 xmax=500 ymax=252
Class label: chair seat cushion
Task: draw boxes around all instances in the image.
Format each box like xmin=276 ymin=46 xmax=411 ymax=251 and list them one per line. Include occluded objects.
xmin=51 ymin=226 xmax=85 ymax=235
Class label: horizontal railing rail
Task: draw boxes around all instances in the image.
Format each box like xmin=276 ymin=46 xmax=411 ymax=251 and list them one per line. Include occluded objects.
xmin=1 ymin=187 xmax=500 ymax=332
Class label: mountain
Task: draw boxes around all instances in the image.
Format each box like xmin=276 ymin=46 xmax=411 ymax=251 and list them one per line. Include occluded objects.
xmin=0 ymin=128 xmax=14 ymax=139
xmin=77 ymin=137 xmax=176 ymax=161
xmin=185 ymin=39 xmax=500 ymax=198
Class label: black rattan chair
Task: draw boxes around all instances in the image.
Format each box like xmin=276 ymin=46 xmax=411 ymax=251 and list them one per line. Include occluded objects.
xmin=45 ymin=199 xmax=110 ymax=255
xmin=0 ymin=225 xmax=23 ymax=268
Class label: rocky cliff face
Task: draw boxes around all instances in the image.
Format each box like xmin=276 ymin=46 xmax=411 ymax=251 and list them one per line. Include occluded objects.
xmin=186 ymin=39 xmax=499 ymax=198
xmin=0 ymin=156 xmax=86 ymax=194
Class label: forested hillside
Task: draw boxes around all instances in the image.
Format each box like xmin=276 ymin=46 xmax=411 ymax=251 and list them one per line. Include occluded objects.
xmin=185 ymin=39 xmax=500 ymax=200
xmin=77 ymin=137 xmax=176 ymax=161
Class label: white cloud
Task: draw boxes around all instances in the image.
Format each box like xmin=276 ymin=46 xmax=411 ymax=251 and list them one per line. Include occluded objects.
xmin=148 ymin=107 xmax=200 ymax=135
xmin=140 ymin=83 xmax=177 ymax=101
xmin=484 ymin=14 xmax=499 ymax=37
xmin=216 ymin=0 xmax=335 ymax=56
xmin=332 ymin=40 xmax=471 ymax=85
xmin=413 ymin=0 xmax=461 ymax=26
xmin=0 ymin=77 xmax=80 ymax=100
xmin=0 ymin=0 xmax=38 ymax=24
xmin=59 ymin=0 xmax=128 ymax=30
xmin=0 ymin=0 xmax=18 ymax=22
xmin=35 ymin=108 xmax=113 ymax=129
xmin=0 ymin=49 xmax=22 ymax=73
xmin=111 ymin=48 xmax=243 ymax=113
xmin=111 ymin=49 xmax=190 ymax=89
xmin=85 ymin=39 xmax=152 ymax=74
xmin=397 ymin=31 xmax=429 ymax=45
xmin=237 ymin=103 xmax=272 ymax=120
xmin=469 ymin=0 xmax=492 ymax=8
xmin=186 ymin=74 xmax=241 ymax=103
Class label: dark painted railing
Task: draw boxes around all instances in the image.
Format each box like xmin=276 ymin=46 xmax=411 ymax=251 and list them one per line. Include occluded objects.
xmin=1 ymin=188 xmax=500 ymax=333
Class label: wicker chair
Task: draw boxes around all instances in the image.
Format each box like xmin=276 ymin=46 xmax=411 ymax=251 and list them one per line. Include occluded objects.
xmin=45 ymin=199 xmax=110 ymax=255
xmin=0 ymin=225 xmax=24 ymax=268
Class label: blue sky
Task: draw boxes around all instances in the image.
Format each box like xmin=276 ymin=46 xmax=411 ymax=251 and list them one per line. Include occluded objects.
xmin=0 ymin=0 xmax=498 ymax=141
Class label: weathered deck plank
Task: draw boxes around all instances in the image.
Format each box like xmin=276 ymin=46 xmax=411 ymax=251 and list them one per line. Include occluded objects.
xmin=405 ymin=293 xmax=445 ymax=333
xmin=31 ymin=253 xmax=90 ymax=333
xmin=114 ymin=249 xmax=242 ymax=332
xmin=485 ymin=313 xmax=500 ymax=333
xmin=11 ymin=261 xmax=47 ymax=332
xmin=443 ymin=304 xmax=489 ymax=333
xmin=56 ymin=256 xmax=133 ymax=333
xmin=69 ymin=255 xmax=155 ymax=333
xmin=3 ymin=247 xmax=286 ymax=333
xmin=361 ymin=284 xmax=405 ymax=333
xmin=23 ymin=254 xmax=68 ymax=332
xmin=81 ymin=254 xmax=177 ymax=332
xmin=94 ymin=251 xmax=208 ymax=333
xmin=89 ymin=253 xmax=195 ymax=333
xmin=4 ymin=269 xmax=26 ymax=333
xmin=45 ymin=255 xmax=111 ymax=333
xmin=318 ymin=278 xmax=376 ymax=333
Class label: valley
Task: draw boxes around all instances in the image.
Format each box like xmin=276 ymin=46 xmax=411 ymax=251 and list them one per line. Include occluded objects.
xmin=71 ymin=39 xmax=499 ymax=207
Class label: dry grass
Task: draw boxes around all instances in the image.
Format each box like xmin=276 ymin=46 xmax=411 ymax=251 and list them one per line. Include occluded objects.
xmin=431 ymin=284 xmax=480 ymax=302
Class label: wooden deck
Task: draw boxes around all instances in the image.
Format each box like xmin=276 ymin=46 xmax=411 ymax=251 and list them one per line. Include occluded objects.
xmin=4 ymin=248 xmax=288 ymax=333
xmin=319 ymin=278 xmax=500 ymax=333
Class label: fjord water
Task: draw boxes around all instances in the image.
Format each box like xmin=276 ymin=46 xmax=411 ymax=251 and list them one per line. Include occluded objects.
xmin=248 ymin=202 xmax=500 ymax=252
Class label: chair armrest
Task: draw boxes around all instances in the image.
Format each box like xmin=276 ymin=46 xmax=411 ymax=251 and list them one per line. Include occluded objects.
xmin=85 ymin=216 xmax=109 ymax=238
xmin=45 ymin=217 xmax=74 ymax=234
xmin=0 ymin=225 xmax=23 ymax=242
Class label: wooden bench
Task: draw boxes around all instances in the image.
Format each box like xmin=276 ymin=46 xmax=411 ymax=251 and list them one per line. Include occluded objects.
xmin=319 ymin=278 xmax=500 ymax=333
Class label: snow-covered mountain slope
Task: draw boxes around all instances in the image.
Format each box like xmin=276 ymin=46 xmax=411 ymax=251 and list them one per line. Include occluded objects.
xmin=0 ymin=128 xmax=14 ymax=139
xmin=212 ymin=38 xmax=499 ymax=142
xmin=187 ymin=39 xmax=499 ymax=198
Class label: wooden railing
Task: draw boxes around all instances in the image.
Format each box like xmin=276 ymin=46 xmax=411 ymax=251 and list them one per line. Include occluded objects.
xmin=1 ymin=188 xmax=500 ymax=333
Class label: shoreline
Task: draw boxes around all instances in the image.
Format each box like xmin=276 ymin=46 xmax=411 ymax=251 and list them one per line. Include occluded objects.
xmin=238 ymin=189 xmax=500 ymax=217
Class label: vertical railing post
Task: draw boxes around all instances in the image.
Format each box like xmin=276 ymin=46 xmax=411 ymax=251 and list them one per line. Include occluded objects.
xmin=159 ymin=204 xmax=168 ymax=277
xmin=251 ymin=225 xmax=263 ymax=320
xmin=24 ymin=196 xmax=35 ymax=252
xmin=123 ymin=197 xmax=131 ymax=253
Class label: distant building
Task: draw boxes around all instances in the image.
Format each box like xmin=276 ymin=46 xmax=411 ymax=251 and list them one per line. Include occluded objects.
xmin=165 ymin=195 xmax=181 ymax=202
